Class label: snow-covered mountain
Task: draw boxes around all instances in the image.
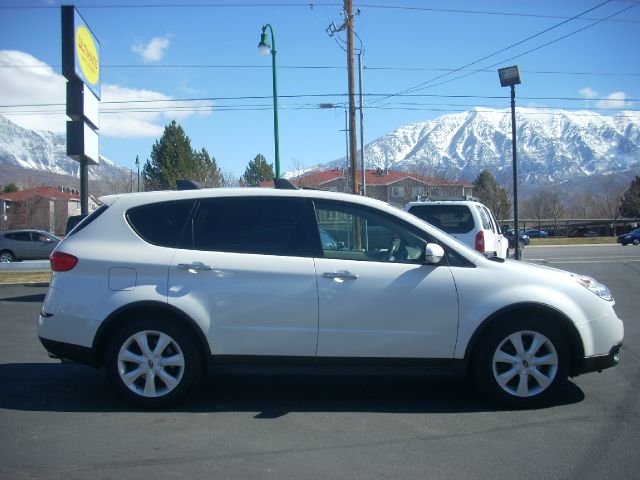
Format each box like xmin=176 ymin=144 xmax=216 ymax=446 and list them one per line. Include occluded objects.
xmin=0 ymin=115 xmax=130 ymax=182
xmin=327 ymin=107 xmax=640 ymax=184
xmin=2 ymin=108 xmax=639 ymax=190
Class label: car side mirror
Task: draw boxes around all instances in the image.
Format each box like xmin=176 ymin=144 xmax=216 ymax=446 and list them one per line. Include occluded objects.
xmin=424 ymin=243 xmax=445 ymax=265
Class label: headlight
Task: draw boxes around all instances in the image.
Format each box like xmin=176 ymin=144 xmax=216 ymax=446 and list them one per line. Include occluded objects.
xmin=575 ymin=275 xmax=614 ymax=301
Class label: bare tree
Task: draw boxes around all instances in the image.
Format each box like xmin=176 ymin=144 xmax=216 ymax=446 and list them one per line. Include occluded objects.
xmin=566 ymin=191 xmax=596 ymax=219
xmin=590 ymin=175 xmax=627 ymax=236
xmin=522 ymin=190 xmax=550 ymax=229
xmin=546 ymin=183 xmax=566 ymax=236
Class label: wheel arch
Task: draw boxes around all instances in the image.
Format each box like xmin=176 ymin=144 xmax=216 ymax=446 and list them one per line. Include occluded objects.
xmin=462 ymin=302 xmax=585 ymax=377
xmin=92 ymin=301 xmax=212 ymax=371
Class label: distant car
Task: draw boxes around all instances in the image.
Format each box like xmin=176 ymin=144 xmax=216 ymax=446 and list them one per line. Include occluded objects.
xmin=0 ymin=229 xmax=61 ymax=262
xmin=405 ymin=197 xmax=509 ymax=258
xmin=525 ymin=229 xmax=549 ymax=238
xmin=583 ymin=230 xmax=598 ymax=237
xmin=503 ymin=229 xmax=530 ymax=249
xmin=617 ymin=228 xmax=640 ymax=246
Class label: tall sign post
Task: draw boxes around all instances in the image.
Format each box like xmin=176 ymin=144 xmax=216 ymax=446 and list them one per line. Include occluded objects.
xmin=62 ymin=5 xmax=100 ymax=216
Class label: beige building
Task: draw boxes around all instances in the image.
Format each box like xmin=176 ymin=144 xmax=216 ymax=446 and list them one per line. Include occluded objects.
xmin=276 ymin=168 xmax=473 ymax=208
xmin=0 ymin=186 xmax=100 ymax=235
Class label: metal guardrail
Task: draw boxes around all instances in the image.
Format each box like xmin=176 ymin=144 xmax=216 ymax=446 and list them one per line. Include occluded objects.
xmin=0 ymin=260 xmax=50 ymax=272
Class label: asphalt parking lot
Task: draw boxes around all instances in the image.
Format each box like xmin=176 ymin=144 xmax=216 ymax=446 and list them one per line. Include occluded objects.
xmin=1 ymin=245 xmax=638 ymax=480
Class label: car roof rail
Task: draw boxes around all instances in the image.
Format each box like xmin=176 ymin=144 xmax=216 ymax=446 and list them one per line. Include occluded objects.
xmin=176 ymin=180 xmax=202 ymax=190
xmin=416 ymin=195 xmax=479 ymax=202
xmin=274 ymin=178 xmax=298 ymax=190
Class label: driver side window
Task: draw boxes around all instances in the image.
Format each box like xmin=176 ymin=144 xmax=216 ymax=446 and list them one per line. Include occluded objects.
xmin=314 ymin=200 xmax=429 ymax=264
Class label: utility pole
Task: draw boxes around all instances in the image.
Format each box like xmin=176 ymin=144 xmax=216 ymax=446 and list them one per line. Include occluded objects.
xmin=344 ymin=0 xmax=358 ymax=195
xmin=358 ymin=50 xmax=366 ymax=197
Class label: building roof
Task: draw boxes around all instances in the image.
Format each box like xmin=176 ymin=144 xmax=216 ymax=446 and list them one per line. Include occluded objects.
xmin=260 ymin=169 xmax=472 ymax=188
xmin=0 ymin=186 xmax=81 ymax=202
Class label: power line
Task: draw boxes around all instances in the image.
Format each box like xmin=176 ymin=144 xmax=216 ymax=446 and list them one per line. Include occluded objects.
xmin=2 ymin=92 xmax=639 ymax=110
xmin=404 ymin=1 xmax=640 ymax=96
xmin=368 ymin=0 xmax=619 ymax=106
xmin=2 ymin=1 xmax=639 ymax=23
xmin=2 ymin=63 xmax=639 ymax=77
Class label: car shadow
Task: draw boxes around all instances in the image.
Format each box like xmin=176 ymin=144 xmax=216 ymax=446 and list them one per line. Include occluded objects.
xmin=0 ymin=293 xmax=46 ymax=303
xmin=0 ymin=363 xmax=585 ymax=415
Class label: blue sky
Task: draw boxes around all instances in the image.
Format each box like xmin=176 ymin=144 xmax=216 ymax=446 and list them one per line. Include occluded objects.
xmin=0 ymin=0 xmax=638 ymax=179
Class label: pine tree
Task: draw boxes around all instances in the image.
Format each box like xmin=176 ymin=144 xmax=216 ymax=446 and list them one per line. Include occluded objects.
xmin=619 ymin=175 xmax=640 ymax=217
xmin=472 ymin=170 xmax=511 ymax=221
xmin=193 ymin=148 xmax=223 ymax=188
xmin=2 ymin=183 xmax=19 ymax=193
xmin=242 ymin=154 xmax=274 ymax=187
xmin=142 ymin=121 xmax=221 ymax=190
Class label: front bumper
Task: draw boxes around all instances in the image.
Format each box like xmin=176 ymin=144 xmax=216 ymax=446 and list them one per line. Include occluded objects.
xmin=574 ymin=342 xmax=622 ymax=376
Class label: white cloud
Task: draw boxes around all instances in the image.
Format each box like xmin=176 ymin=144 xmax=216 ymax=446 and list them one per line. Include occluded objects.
xmin=596 ymin=91 xmax=631 ymax=109
xmin=131 ymin=36 xmax=172 ymax=62
xmin=0 ymin=50 xmax=212 ymax=138
xmin=0 ymin=50 xmax=67 ymax=133
xmin=579 ymin=87 xmax=599 ymax=99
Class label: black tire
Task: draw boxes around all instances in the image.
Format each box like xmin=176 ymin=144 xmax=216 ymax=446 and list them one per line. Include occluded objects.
xmin=0 ymin=250 xmax=15 ymax=263
xmin=104 ymin=317 xmax=203 ymax=409
xmin=633 ymin=239 xmax=639 ymax=246
xmin=474 ymin=316 xmax=569 ymax=408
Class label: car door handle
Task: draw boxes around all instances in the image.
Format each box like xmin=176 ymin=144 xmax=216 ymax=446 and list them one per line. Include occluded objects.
xmin=322 ymin=271 xmax=359 ymax=281
xmin=177 ymin=262 xmax=214 ymax=271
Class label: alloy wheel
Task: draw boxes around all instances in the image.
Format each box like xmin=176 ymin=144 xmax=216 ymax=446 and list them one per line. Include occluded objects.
xmin=492 ymin=330 xmax=559 ymax=398
xmin=117 ymin=330 xmax=185 ymax=398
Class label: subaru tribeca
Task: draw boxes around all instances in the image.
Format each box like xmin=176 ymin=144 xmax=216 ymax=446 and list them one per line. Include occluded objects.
xmin=38 ymin=184 xmax=623 ymax=408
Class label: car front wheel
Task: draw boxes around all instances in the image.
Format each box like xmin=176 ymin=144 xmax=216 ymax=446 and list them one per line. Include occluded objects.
xmin=105 ymin=318 xmax=203 ymax=408
xmin=475 ymin=317 xmax=568 ymax=407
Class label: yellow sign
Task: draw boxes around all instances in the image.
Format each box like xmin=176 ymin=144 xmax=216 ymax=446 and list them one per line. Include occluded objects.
xmin=75 ymin=26 xmax=99 ymax=86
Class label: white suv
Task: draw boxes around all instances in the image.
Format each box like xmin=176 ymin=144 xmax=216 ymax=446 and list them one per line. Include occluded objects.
xmin=405 ymin=197 xmax=509 ymax=258
xmin=38 ymin=183 xmax=623 ymax=408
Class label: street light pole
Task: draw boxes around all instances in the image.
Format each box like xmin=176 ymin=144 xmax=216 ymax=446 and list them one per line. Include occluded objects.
xmin=135 ymin=155 xmax=140 ymax=192
xmin=258 ymin=24 xmax=280 ymax=178
xmin=498 ymin=65 xmax=522 ymax=260
xmin=509 ymin=84 xmax=520 ymax=260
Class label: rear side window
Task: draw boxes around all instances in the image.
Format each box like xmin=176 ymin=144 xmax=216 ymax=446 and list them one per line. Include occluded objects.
xmin=408 ymin=204 xmax=474 ymax=234
xmin=476 ymin=205 xmax=492 ymax=230
xmin=127 ymin=200 xmax=195 ymax=247
xmin=67 ymin=205 xmax=109 ymax=236
xmin=5 ymin=232 xmax=32 ymax=241
xmin=183 ymin=196 xmax=311 ymax=257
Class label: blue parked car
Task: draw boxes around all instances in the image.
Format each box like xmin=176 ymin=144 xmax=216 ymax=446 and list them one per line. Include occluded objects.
xmin=503 ymin=229 xmax=530 ymax=249
xmin=525 ymin=229 xmax=549 ymax=238
xmin=617 ymin=228 xmax=640 ymax=246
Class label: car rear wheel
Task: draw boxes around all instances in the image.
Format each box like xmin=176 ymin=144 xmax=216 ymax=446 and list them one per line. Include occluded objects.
xmin=0 ymin=250 xmax=15 ymax=262
xmin=105 ymin=317 xmax=203 ymax=408
xmin=633 ymin=239 xmax=639 ymax=246
xmin=474 ymin=317 xmax=568 ymax=407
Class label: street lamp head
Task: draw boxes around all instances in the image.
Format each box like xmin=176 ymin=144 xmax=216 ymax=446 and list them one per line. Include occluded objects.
xmin=258 ymin=30 xmax=271 ymax=56
xmin=498 ymin=65 xmax=522 ymax=87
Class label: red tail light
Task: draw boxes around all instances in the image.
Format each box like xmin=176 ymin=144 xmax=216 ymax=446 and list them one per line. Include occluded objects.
xmin=50 ymin=252 xmax=78 ymax=272
xmin=475 ymin=231 xmax=485 ymax=253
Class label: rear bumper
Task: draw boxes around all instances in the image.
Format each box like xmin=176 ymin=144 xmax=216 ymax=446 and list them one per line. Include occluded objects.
xmin=574 ymin=342 xmax=622 ymax=376
xmin=39 ymin=337 xmax=99 ymax=367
